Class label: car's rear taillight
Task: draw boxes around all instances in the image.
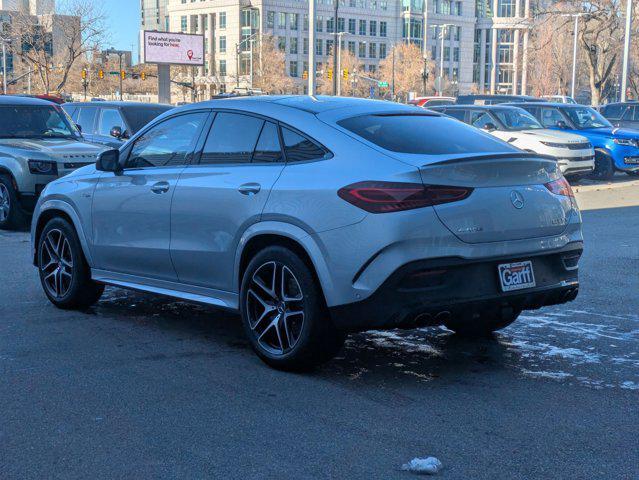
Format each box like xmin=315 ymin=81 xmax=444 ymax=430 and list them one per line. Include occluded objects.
xmin=337 ymin=181 xmax=473 ymax=213
xmin=544 ymin=178 xmax=574 ymax=197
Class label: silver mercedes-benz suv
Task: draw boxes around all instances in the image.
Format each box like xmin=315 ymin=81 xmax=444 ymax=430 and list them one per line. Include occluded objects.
xmin=0 ymin=96 xmax=103 ymax=229
xmin=30 ymin=96 xmax=583 ymax=370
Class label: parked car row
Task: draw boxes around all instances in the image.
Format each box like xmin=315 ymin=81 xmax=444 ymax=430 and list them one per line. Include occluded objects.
xmin=429 ymin=104 xmax=595 ymax=177
xmin=422 ymin=96 xmax=639 ymax=180
xmin=0 ymin=96 xmax=173 ymax=229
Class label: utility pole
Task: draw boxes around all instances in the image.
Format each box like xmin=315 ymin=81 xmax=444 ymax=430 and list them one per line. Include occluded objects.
xmin=621 ymin=0 xmax=633 ymax=102
xmin=332 ymin=0 xmax=339 ymax=95
xmin=308 ymin=0 xmax=316 ymax=95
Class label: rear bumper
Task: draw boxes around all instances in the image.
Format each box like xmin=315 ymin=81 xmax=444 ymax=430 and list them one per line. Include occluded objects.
xmin=329 ymin=243 xmax=582 ymax=332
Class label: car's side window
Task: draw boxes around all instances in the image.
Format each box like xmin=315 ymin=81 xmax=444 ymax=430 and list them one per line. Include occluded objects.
xmin=446 ymin=109 xmax=467 ymax=122
xmin=623 ymin=106 xmax=639 ymax=121
xmin=76 ymin=107 xmax=98 ymax=134
xmin=603 ymin=104 xmax=625 ymax=120
xmin=470 ymin=111 xmax=492 ymax=128
xmin=253 ymin=122 xmax=284 ymax=163
xmin=281 ymin=127 xmax=328 ymax=162
xmin=539 ymin=107 xmax=564 ymax=128
xmin=200 ymin=112 xmax=264 ymax=164
xmin=98 ymin=109 xmax=126 ymax=136
xmin=63 ymin=106 xmax=77 ymax=120
xmin=125 ymin=112 xmax=208 ymax=169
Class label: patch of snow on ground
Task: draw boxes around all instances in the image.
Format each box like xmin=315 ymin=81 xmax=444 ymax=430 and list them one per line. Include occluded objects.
xmin=520 ymin=369 xmax=573 ymax=380
xmin=401 ymin=457 xmax=442 ymax=475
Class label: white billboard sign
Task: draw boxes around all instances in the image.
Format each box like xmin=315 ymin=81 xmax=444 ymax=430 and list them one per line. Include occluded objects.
xmin=143 ymin=31 xmax=205 ymax=66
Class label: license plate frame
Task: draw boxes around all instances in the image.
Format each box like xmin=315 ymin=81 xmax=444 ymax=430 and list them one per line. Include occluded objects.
xmin=497 ymin=261 xmax=536 ymax=292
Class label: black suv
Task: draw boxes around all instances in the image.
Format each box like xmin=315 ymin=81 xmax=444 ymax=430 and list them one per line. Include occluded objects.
xmin=599 ymin=102 xmax=639 ymax=130
xmin=456 ymin=94 xmax=544 ymax=106
xmin=62 ymin=101 xmax=173 ymax=148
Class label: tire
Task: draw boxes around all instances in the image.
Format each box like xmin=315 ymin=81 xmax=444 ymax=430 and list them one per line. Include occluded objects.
xmin=444 ymin=306 xmax=521 ymax=337
xmin=240 ymin=246 xmax=345 ymax=371
xmin=0 ymin=174 xmax=29 ymax=230
xmin=37 ymin=217 xmax=104 ymax=310
xmin=591 ymin=151 xmax=615 ymax=181
xmin=626 ymin=171 xmax=639 ymax=177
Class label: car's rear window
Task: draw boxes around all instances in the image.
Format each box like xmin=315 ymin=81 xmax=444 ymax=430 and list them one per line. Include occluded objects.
xmin=122 ymin=106 xmax=173 ymax=133
xmin=337 ymin=114 xmax=515 ymax=155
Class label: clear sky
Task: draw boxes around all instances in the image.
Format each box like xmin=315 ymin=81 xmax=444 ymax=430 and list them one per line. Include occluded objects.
xmin=104 ymin=0 xmax=141 ymax=62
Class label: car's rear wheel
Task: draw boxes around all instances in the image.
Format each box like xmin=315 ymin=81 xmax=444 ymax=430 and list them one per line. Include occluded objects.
xmin=38 ymin=217 xmax=104 ymax=309
xmin=444 ymin=307 xmax=521 ymax=336
xmin=0 ymin=175 xmax=29 ymax=230
xmin=240 ymin=246 xmax=345 ymax=371
xmin=591 ymin=150 xmax=615 ymax=181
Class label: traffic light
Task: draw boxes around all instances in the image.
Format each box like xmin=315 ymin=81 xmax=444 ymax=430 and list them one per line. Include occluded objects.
xmin=141 ymin=72 xmax=146 ymax=81
xmin=81 ymin=69 xmax=87 ymax=80
xmin=327 ymin=68 xmax=333 ymax=80
xmin=120 ymin=70 xmax=126 ymax=80
xmin=98 ymin=69 xmax=104 ymax=79
xmin=302 ymin=70 xmax=308 ymax=80
xmin=342 ymin=69 xmax=349 ymax=80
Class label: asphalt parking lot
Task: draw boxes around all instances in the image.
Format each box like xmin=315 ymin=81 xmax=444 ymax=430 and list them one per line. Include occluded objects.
xmin=1 ymin=178 xmax=638 ymax=479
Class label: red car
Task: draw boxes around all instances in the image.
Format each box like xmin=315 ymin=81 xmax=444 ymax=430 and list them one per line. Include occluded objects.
xmin=409 ymin=96 xmax=456 ymax=108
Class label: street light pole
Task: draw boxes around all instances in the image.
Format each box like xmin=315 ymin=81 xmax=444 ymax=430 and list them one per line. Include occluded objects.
xmin=332 ymin=0 xmax=339 ymax=95
xmin=391 ymin=45 xmax=395 ymax=100
xmin=570 ymin=15 xmax=579 ymax=99
xmin=308 ymin=0 xmax=316 ymax=95
xmin=562 ymin=13 xmax=586 ymax=100
xmin=118 ymin=53 xmax=123 ymax=101
xmin=336 ymin=32 xmax=346 ymax=96
xmin=620 ymin=0 xmax=633 ymax=102
xmin=438 ymin=24 xmax=453 ymax=97
xmin=1 ymin=41 xmax=7 ymax=95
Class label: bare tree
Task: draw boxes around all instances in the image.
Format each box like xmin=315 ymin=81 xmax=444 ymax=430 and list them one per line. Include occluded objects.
xmin=252 ymin=35 xmax=295 ymax=94
xmin=11 ymin=0 xmax=105 ymax=94
xmin=379 ymin=43 xmax=431 ymax=102
xmin=536 ymin=0 xmax=638 ymax=105
xmin=528 ymin=15 xmax=575 ymax=96
xmin=316 ymin=48 xmax=371 ymax=97
xmin=627 ymin=22 xmax=639 ymax=99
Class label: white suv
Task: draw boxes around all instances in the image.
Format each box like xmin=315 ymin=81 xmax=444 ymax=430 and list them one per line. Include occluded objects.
xmin=430 ymin=105 xmax=595 ymax=177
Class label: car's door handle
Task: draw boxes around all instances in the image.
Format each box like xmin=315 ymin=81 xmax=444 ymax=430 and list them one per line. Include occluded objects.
xmin=238 ymin=183 xmax=261 ymax=196
xmin=151 ymin=181 xmax=170 ymax=194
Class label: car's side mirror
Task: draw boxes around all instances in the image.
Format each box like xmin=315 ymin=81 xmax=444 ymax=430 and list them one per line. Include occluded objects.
xmin=96 ymin=149 xmax=121 ymax=172
xmin=483 ymin=122 xmax=497 ymax=132
xmin=556 ymin=120 xmax=568 ymax=129
xmin=110 ymin=126 xmax=123 ymax=139
xmin=75 ymin=123 xmax=82 ymax=133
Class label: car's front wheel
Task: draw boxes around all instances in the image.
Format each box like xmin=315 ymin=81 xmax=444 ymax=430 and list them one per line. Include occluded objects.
xmin=444 ymin=307 xmax=521 ymax=337
xmin=38 ymin=217 xmax=104 ymax=309
xmin=0 ymin=174 xmax=29 ymax=230
xmin=240 ymin=246 xmax=345 ymax=371
xmin=591 ymin=150 xmax=615 ymax=181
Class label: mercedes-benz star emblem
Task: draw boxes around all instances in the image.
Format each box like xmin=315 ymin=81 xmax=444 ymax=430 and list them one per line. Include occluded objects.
xmin=510 ymin=190 xmax=525 ymax=209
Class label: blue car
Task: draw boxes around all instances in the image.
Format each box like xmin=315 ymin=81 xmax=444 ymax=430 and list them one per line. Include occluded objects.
xmin=514 ymin=102 xmax=639 ymax=179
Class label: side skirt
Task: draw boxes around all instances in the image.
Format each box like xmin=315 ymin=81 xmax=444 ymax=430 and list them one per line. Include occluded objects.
xmin=91 ymin=269 xmax=240 ymax=311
